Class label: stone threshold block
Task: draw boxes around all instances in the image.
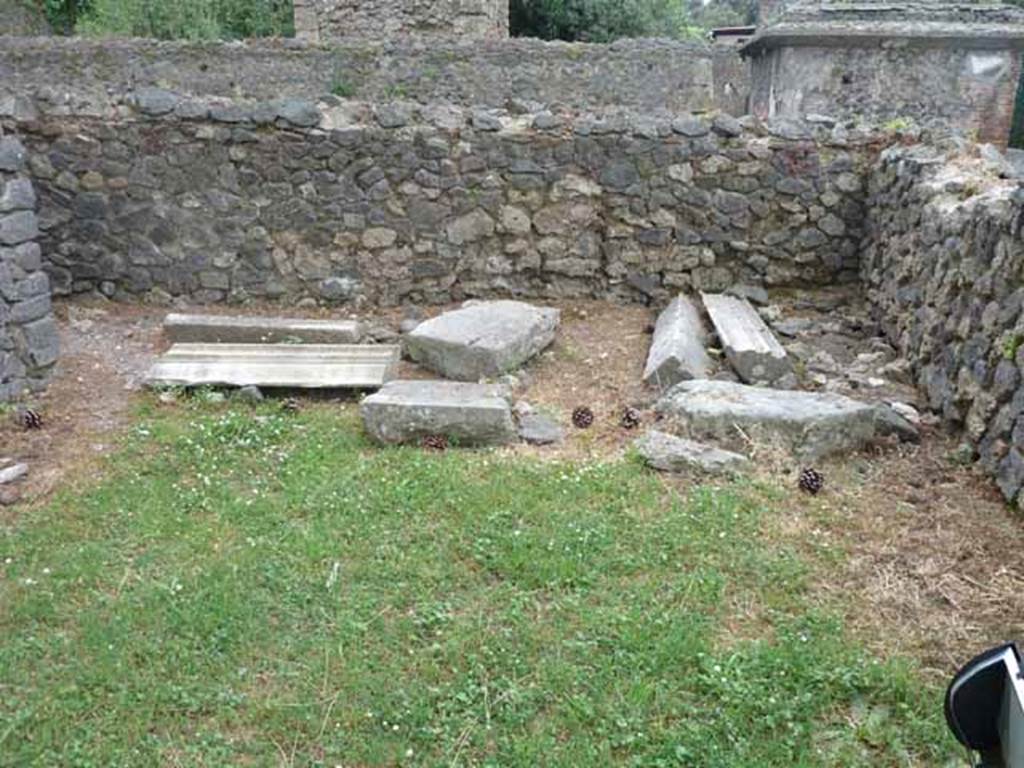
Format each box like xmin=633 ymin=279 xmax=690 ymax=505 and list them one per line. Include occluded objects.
xmin=655 ymin=380 xmax=877 ymax=460
xmin=146 ymin=343 xmax=400 ymax=389
xmin=405 ymin=300 xmax=559 ymax=381
xmin=701 ymin=292 xmax=791 ymax=384
xmin=643 ymin=294 xmax=714 ymax=389
xmin=635 ymin=430 xmax=749 ymax=475
xmin=163 ymin=313 xmax=363 ymax=344
xmin=361 ymin=380 xmax=516 ymax=446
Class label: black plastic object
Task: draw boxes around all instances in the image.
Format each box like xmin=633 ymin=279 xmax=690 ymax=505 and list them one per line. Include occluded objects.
xmin=945 ymin=643 xmax=1020 ymax=753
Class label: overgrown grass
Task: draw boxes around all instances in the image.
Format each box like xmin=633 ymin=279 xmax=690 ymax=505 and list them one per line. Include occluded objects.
xmin=1 ymin=398 xmax=956 ymax=766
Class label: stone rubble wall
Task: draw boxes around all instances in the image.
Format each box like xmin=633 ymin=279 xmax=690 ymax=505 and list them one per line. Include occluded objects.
xmin=0 ymin=36 xmax=726 ymax=117
xmin=0 ymin=133 xmax=58 ymax=402
xmin=294 ymin=0 xmax=510 ymax=42
xmin=4 ymin=97 xmax=874 ymax=307
xmin=862 ymin=145 xmax=1024 ymax=505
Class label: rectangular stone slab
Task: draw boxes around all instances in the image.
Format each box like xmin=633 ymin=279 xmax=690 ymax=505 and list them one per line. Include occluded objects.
xmin=405 ymin=301 xmax=559 ymax=381
xmin=655 ymin=379 xmax=877 ymax=460
xmin=146 ymin=343 xmax=399 ymax=389
xmin=361 ymin=380 xmax=515 ymax=445
xmin=643 ymin=294 xmax=713 ymax=388
xmin=702 ymin=292 xmax=791 ymax=383
xmin=164 ymin=313 xmax=362 ymax=344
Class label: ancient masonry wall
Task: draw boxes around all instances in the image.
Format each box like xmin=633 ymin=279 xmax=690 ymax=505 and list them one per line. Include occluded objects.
xmin=0 ymin=37 xmax=728 ymax=116
xmin=0 ymin=134 xmax=59 ymax=402
xmin=4 ymin=97 xmax=871 ymax=307
xmin=748 ymin=44 xmax=1023 ymax=146
xmin=294 ymin=0 xmax=510 ymax=42
xmin=862 ymin=145 xmax=1024 ymax=505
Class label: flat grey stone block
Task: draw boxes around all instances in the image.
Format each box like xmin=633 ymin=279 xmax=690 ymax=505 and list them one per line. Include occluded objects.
xmin=405 ymin=301 xmax=559 ymax=381
xmin=517 ymin=412 xmax=564 ymax=445
xmin=361 ymin=380 xmax=516 ymax=446
xmin=655 ymin=380 xmax=876 ymax=460
xmin=643 ymin=294 xmax=713 ymax=389
xmin=702 ymin=292 xmax=791 ymax=384
xmin=635 ymin=430 xmax=749 ymax=475
xmin=147 ymin=343 xmax=399 ymax=389
xmin=0 ymin=463 xmax=28 ymax=485
xmin=164 ymin=313 xmax=363 ymax=344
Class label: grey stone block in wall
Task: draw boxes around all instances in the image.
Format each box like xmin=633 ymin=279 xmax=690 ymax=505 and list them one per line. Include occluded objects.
xmin=361 ymin=380 xmax=516 ymax=446
xmin=0 ymin=138 xmax=27 ymax=172
xmin=406 ymin=301 xmax=560 ymax=381
xmin=655 ymin=380 xmax=877 ymax=460
xmin=643 ymin=294 xmax=713 ymax=389
xmin=0 ymin=211 xmax=38 ymax=246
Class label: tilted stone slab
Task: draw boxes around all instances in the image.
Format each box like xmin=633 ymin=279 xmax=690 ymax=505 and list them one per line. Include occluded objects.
xmin=361 ymin=380 xmax=516 ymax=446
xmin=701 ymin=292 xmax=791 ymax=383
xmin=655 ymin=380 xmax=877 ymax=460
xmin=643 ymin=294 xmax=713 ymax=389
xmin=635 ymin=430 xmax=749 ymax=475
xmin=146 ymin=343 xmax=399 ymax=389
xmin=164 ymin=313 xmax=363 ymax=344
xmin=405 ymin=301 xmax=559 ymax=381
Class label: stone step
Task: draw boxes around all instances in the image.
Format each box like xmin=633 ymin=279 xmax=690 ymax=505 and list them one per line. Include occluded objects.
xmin=405 ymin=300 xmax=559 ymax=381
xmin=643 ymin=294 xmax=713 ymax=389
xmin=361 ymin=380 xmax=516 ymax=446
xmin=655 ymin=379 xmax=877 ymax=460
xmin=146 ymin=343 xmax=400 ymax=389
xmin=701 ymin=292 xmax=791 ymax=384
xmin=163 ymin=313 xmax=363 ymax=345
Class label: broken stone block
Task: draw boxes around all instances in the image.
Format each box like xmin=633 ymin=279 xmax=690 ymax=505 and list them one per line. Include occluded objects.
xmin=702 ymin=292 xmax=792 ymax=384
xmin=517 ymin=412 xmax=563 ymax=445
xmin=405 ymin=300 xmax=559 ymax=381
xmin=635 ymin=430 xmax=749 ymax=475
xmin=642 ymin=294 xmax=713 ymax=389
xmin=872 ymin=403 xmax=920 ymax=443
xmin=361 ymin=380 xmax=516 ymax=446
xmin=0 ymin=462 xmax=28 ymax=485
xmin=655 ymin=380 xmax=876 ymax=460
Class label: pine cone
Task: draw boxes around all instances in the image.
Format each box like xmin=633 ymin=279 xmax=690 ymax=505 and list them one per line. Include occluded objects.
xmin=571 ymin=406 xmax=595 ymax=430
xmin=620 ymin=407 xmax=642 ymax=430
xmin=281 ymin=397 xmax=301 ymax=413
xmin=420 ymin=434 xmax=449 ymax=452
xmin=18 ymin=408 xmax=43 ymax=431
xmin=798 ymin=468 xmax=825 ymax=495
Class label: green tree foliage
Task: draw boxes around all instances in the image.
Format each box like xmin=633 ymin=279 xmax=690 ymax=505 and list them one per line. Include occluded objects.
xmin=45 ymin=0 xmax=293 ymax=39
xmin=510 ymin=0 xmax=703 ymax=42
xmin=42 ymin=0 xmax=90 ymax=33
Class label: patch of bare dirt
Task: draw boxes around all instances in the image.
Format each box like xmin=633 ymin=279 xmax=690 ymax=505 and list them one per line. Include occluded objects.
xmin=777 ymin=436 xmax=1024 ymax=682
xmin=1 ymin=300 xmax=163 ymax=512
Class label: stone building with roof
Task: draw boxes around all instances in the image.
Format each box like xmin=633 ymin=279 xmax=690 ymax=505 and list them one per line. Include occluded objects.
xmin=742 ymin=0 xmax=1024 ymax=145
